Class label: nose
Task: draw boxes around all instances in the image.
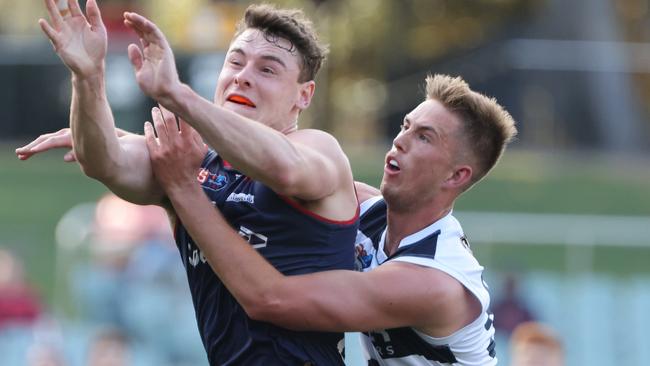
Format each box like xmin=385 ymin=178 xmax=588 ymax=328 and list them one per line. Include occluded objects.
xmin=392 ymin=131 xmax=407 ymax=152
xmin=234 ymin=65 xmax=253 ymax=88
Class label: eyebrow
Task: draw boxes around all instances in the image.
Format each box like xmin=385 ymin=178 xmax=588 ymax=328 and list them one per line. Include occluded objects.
xmin=229 ymin=48 xmax=288 ymax=70
xmin=404 ymin=116 xmax=441 ymax=138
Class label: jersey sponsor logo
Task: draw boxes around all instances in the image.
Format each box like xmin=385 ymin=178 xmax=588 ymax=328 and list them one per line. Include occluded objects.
xmin=197 ymin=168 xmax=229 ymax=191
xmin=226 ymin=192 xmax=255 ymax=204
xmin=187 ymin=242 xmax=208 ymax=268
xmin=238 ymin=226 xmax=268 ymax=249
xmin=354 ymin=243 xmax=373 ymax=271
xmin=460 ymin=235 xmax=473 ymax=254
xmin=365 ymin=328 xmax=458 ymax=363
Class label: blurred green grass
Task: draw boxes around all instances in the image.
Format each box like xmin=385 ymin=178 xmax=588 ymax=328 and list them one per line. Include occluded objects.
xmin=2 ymin=142 xmax=650 ymax=303
xmin=1 ymin=143 xmax=107 ymax=300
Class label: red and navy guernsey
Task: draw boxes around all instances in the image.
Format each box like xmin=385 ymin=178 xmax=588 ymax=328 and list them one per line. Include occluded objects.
xmin=174 ymin=149 xmax=359 ymax=366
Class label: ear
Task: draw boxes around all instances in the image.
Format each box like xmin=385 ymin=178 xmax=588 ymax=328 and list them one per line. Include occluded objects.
xmin=296 ymin=80 xmax=316 ymax=111
xmin=443 ymin=165 xmax=473 ymax=190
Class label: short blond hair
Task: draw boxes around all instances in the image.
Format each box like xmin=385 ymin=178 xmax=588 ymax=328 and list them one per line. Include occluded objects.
xmin=425 ymin=74 xmax=517 ymax=186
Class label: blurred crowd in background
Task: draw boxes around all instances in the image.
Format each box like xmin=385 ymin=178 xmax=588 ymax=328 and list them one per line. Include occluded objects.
xmin=2 ymin=0 xmax=650 ymax=150
xmin=1 ymin=195 xmax=206 ymax=365
xmin=2 ymin=0 xmax=650 ymax=365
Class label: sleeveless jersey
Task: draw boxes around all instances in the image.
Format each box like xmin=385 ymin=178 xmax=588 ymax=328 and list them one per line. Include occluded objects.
xmin=174 ymin=149 xmax=359 ymax=365
xmin=354 ymin=197 xmax=497 ymax=366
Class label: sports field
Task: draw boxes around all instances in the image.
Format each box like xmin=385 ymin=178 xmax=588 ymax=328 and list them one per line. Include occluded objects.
xmin=2 ymin=142 xmax=650 ymax=365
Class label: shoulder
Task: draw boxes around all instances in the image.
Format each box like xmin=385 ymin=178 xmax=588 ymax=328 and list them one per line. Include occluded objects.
xmin=288 ymin=129 xmax=346 ymax=156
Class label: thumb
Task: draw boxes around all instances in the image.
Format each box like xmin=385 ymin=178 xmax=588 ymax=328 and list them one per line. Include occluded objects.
xmin=127 ymin=43 xmax=143 ymax=72
xmin=63 ymin=150 xmax=77 ymax=162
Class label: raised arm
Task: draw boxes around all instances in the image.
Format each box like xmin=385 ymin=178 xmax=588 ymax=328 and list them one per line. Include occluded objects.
xmin=37 ymin=0 xmax=163 ymax=205
xmin=122 ymin=12 xmax=354 ymax=206
xmin=146 ymin=112 xmax=474 ymax=335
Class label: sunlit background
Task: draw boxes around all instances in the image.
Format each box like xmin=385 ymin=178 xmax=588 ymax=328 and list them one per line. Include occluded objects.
xmin=1 ymin=0 xmax=650 ymax=365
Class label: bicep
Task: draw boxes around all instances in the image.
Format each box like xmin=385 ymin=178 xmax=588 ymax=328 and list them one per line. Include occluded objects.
xmin=276 ymin=262 xmax=440 ymax=332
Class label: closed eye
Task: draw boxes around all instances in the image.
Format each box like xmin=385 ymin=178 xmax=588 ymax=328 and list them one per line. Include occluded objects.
xmin=229 ymin=58 xmax=243 ymax=67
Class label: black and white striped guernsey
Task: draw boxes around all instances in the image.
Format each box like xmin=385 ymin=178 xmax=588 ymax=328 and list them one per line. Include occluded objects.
xmin=354 ymin=196 xmax=497 ymax=366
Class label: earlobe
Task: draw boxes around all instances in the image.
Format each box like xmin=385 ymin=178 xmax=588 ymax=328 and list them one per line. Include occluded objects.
xmin=297 ymin=81 xmax=316 ymax=110
xmin=445 ymin=166 xmax=473 ymax=189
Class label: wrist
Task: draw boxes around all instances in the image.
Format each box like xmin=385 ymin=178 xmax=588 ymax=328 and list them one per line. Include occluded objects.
xmin=71 ymin=66 xmax=106 ymax=88
xmin=165 ymin=177 xmax=202 ymax=200
xmin=159 ymin=82 xmax=191 ymax=114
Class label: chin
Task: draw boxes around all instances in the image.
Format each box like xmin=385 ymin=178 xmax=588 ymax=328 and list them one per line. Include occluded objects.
xmin=225 ymin=104 xmax=258 ymax=119
xmin=379 ymin=183 xmax=397 ymax=203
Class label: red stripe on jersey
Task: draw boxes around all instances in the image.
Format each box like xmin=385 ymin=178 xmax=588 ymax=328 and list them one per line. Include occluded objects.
xmin=279 ymin=195 xmax=359 ymax=225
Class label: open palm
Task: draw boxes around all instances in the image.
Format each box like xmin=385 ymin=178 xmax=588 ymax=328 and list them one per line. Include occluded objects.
xmin=124 ymin=12 xmax=181 ymax=101
xmin=39 ymin=0 xmax=107 ymax=76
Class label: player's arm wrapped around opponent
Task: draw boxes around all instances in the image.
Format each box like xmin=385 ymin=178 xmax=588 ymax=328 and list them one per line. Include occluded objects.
xmin=144 ymin=107 xmax=464 ymax=335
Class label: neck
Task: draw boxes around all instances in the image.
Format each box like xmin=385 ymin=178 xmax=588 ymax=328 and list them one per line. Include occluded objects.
xmin=384 ymin=203 xmax=452 ymax=257
xmin=279 ymin=118 xmax=299 ymax=134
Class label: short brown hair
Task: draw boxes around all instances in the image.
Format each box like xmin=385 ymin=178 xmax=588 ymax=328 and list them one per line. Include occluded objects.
xmin=234 ymin=4 xmax=328 ymax=82
xmin=425 ymin=74 xmax=517 ymax=187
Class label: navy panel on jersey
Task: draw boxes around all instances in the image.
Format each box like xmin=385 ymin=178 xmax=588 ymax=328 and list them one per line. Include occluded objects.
xmin=364 ymin=328 xmax=457 ymax=363
xmin=387 ymin=230 xmax=440 ymax=261
xmin=175 ymin=149 xmax=358 ymax=365
xmin=358 ymin=199 xmax=387 ymax=250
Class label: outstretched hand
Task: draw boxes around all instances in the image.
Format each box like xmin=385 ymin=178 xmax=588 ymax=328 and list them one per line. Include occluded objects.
xmin=144 ymin=106 xmax=207 ymax=195
xmin=15 ymin=128 xmax=76 ymax=162
xmin=39 ymin=0 xmax=107 ymax=77
xmin=123 ymin=12 xmax=181 ymax=103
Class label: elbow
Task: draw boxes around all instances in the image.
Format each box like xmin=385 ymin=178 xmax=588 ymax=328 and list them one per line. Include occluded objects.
xmin=268 ymin=161 xmax=303 ymax=197
xmin=77 ymin=154 xmax=122 ymax=187
xmin=77 ymin=156 xmax=102 ymax=179
xmin=77 ymin=157 xmax=113 ymax=181
xmin=241 ymin=287 xmax=302 ymax=328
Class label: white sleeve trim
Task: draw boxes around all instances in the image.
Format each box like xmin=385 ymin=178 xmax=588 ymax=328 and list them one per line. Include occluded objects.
xmin=359 ymin=195 xmax=383 ymax=216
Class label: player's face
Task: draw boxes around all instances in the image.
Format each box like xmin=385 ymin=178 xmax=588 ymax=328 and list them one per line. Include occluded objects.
xmin=214 ymin=29 xmax=314 ymax=132
xmin=380 ymin=99 xmax=463 ymax=210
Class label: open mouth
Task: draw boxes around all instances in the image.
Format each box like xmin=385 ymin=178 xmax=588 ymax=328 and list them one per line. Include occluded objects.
xmin=227 ymin=95 xmax=256 ymax=108
xmin=386 ymin=158 xmax=400 ymax=172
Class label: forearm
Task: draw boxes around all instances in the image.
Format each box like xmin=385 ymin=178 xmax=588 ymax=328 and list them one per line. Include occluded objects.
xmin=70 ymin=72 xmax=123 ymax=179
xmin=166 ymin=182 xmax=286 ymax=310
xmin=70 ymin=74 xmax=163 ymax=205
xmin=166 ymin=181 xmax=389 ymax=332
xmin=161 ymin=84 xmax=305 ymax=192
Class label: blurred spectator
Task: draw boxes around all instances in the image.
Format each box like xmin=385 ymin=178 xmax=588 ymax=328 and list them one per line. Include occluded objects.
xmin=493 ymin=274 xmax=534 ymax=336
xmin=26 ymin=327 xmax=67 ymax=366
xmin=86 ymin=327 xmax=131 ymax=366
xmin=510 ymin=321 xmax=564 ymax=366
xmin=26 ymin=343 xmax=67 ymax=366
xmin=64 ymin=193 xmax=205 ymax=364
xmin=0 ymin=249 xmax=42 ymax=329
